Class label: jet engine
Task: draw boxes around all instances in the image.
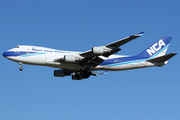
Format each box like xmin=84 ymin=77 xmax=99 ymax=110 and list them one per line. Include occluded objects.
xmin=63 ymin=55 xmax=83 ymax=62
xmin=54 ymin=70 xmax=71 ymax=77
xmin=92 ymin=46 xmax=112 ymax=55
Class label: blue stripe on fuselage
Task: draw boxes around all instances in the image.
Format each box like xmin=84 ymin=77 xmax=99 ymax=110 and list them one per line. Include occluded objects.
xmin=2 ymin=51 xmax=46 ymax=57
xmin=3 ymin=51 xmax=36 ymax=57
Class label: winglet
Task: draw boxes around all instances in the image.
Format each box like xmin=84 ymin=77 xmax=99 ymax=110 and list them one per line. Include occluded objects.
xmin=136 ymin=31 xmax=145 ymax=36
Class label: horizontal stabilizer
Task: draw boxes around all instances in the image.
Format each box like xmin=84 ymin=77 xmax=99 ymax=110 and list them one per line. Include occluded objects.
xmin=147 ymin=53 xmax=177 ymax=62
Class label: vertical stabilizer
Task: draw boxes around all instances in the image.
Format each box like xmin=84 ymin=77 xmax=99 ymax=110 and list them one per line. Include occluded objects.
xmin=137 ymin=36 xmax=172 ymax=59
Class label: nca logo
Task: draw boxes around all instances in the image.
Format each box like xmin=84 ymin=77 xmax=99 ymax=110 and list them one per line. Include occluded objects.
xmin=146 ymin=39 xmax=166 ymax=56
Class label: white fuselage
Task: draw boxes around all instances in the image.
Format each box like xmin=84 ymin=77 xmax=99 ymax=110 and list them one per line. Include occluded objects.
xmin=3 ymin=45 xmax=166 ymax=71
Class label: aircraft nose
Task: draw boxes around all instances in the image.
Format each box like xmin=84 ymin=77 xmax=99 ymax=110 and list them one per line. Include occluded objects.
xmin=2 ymin=51 xmax=12 ymax=58
xmin=2 ymin=51 xmax=7 ymax=57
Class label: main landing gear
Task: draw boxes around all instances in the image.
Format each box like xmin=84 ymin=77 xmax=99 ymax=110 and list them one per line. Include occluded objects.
xmin=19 ymin=62 xmax=23 ymax=71
xmin=71 ymin=66 xmax=95 ymax=80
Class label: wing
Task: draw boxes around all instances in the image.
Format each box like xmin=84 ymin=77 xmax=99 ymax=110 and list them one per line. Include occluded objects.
xmin=79 ymin=31 xmax=145 ymax=67
xmin=106 ymin=31 xmax=145 ymax=48
xmin=80 ymin=31 xmax=145 ymax=57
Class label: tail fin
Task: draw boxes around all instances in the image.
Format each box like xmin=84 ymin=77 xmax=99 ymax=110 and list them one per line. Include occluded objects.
xmin=137 ymin=36 xmax=172 ymax=59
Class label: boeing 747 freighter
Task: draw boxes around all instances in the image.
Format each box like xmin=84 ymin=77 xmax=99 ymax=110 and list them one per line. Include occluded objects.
xmin=3 ymin=31 xmax=177 ymax=80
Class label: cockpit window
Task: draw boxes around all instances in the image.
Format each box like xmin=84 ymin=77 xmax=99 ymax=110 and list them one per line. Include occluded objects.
xmin=15 ymin=46 xmax=19 ymax=48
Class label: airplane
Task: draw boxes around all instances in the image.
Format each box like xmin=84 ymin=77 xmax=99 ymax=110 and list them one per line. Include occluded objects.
xmin=2 ymin=31 xmax=177 ymax=80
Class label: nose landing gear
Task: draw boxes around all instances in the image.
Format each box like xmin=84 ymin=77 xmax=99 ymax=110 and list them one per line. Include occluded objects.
xmin=19 ymin=62 xmax=23 ymax=71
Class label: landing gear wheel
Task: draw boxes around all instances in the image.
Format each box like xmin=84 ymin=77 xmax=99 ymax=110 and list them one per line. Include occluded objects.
xmin=19 ymin=67 xmax=23 ymax=71
xmin=18 ymin=62 xmax=23 ymax=71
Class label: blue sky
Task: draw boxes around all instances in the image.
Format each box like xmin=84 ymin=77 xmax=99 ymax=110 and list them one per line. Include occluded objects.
xmin=1 ymin=0 xmax=180 ymax=120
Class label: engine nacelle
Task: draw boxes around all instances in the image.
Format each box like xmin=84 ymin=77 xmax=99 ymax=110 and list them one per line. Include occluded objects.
xmin=54 ymin=70 xmax=71 ymax=77
xmin=64 ymin=55 xmax=83 ymax=63
xmin=92 ymin=46 xmax=112 ymax=55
